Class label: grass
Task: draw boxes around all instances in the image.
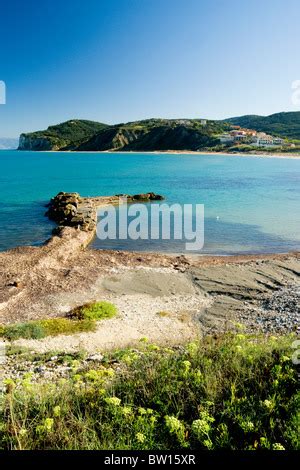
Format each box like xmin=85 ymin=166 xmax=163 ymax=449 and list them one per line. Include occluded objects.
xmin=0 ymin=333 xmax=299 ymax=450
xmin=70 ymin=301 xmax=117 ymax=321
xmin=0 ymin=318 xmax=96 ymax=340
xmin=0 ymin=301 xmax=117 ymax=340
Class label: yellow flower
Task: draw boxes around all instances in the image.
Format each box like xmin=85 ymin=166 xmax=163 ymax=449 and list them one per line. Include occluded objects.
xmin=164 ymin=347 xmax=175 ymax=354
xmin=182 ymin=360 xmax=191 ymax=369
xmin=122 ymin=406 xmax=132 ymax=416
xmin=147 ymin=344 xmax=160 ymax=351
xmin=44 ymin=418 xmax=54 ymax=433
xmin=53 ymin=406 xmax=61 ymax=417
xmin=236 ymin=334 xmax=246 ymax=341
xmin=106 ymin=368 xmax=115 ymax=377
xmin=186 ymin=342 xmax=198 ymax=356
xmin=4 ymin=378 xmax=15 ymax=393
xmin=73 ymin=374 xmax=82 ymax=382
xmin=71 ymin=359 xmax=80 ymax=369
xmin=273 ymin=443 xmax=285 ymax=450
xmin=192 ymin=418 xmax=210 ymax=436
xmin=139 ymin=337 xmax=148 ymax=343
xmin=240 ymin=420 xmax=255 ymax=432
xmin=150 ymin=416 xmax=157 ymax=426
xmin=105 ymin=396 xmax=121 ymax=406
xmin=123 ymin=353 xmax=139 ymax=364
xmin=203 ymin=439 xmax=213 ymax=449
xmin=136 ymin=432 xmax=146 ymax=443
xmin=165 ymin=416 xmax=185 ymax=435
xmin=193 ymin=370 xmax=203 ymax=384
xmin=281 ymin=355 xmax=290 ymax=363
xmin=85 ymin=369 xmax=99 ymax=381
xmin=263 ymin=399 xmax=272 ymax=407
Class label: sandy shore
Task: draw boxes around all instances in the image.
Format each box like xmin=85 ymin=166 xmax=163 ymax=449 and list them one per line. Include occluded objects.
xmin=44 ymin=149 xmax=300 ymax=159
xmin=0 ymin=225 xmax=299 ymax=352
xmin=0 ymin=191 xmax=299 ymax=353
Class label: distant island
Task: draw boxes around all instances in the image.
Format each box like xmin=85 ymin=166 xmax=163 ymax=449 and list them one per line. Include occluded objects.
xmin=18 ymin=111 xmax=300 ymax=153
xmin=0 ymin=137 xmax=19 ymax=150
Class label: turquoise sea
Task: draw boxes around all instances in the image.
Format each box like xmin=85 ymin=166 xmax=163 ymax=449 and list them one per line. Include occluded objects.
xmin=0 ymin=150 xmax=299 ymax=255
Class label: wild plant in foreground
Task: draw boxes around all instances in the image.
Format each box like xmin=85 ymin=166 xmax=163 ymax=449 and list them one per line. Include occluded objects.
xmin=0 ymin=333 xmax=298 ymax=450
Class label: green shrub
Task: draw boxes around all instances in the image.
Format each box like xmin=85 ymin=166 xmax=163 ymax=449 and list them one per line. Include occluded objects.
xmin=0 ymin=318 xmax=96 ymax=340
xmin=2 ymin=322 xmax=46 ymax=340
xmin=70 ymin=301 xmax=117 ymax=321
xmin=39 ymin=318 xmax=96 ymax=336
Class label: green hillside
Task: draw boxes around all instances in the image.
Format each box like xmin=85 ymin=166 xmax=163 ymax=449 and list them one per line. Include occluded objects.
xmin=76 ymin=118 xmax=226 ymax=151
xmin=19 ymin=118 xmax=228 ymax=151
xmin=19 ymin=120 xmax=109 ymax=150
xmin=224 ymin=112 xmax=300 ymax=140
xmin=18 ymin=112 xmax=300 ymax=151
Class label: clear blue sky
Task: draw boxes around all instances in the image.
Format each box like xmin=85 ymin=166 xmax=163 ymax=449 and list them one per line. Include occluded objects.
xmin=0 ymin=0 xmax=300 ymax=137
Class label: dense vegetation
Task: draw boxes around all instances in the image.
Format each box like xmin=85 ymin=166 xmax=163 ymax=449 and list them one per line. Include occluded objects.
xmin=70 ymin=301 xmax=118 ymax=321
xmin=224 ymin=112 xmax=300 ymax=139
xmin=19 ymin=113 xmax=300 ymax=151
xmin=1 ymin=333 xmax=298 ymax=450
xmin=19 ymin=118 xmax=229 ymax=151
xmin=19 ymin=120 xmax=109 ymax=150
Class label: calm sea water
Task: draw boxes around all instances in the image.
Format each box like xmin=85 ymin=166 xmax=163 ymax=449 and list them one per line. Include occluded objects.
xmin=0 ymin=150 xmax=299 ymax=254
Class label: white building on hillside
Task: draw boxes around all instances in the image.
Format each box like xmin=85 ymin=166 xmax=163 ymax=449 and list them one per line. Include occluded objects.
xmin=219 ymin=134 xmax=234 ymax=143
xmin=252 ymin=133 xmax=284 ymax=147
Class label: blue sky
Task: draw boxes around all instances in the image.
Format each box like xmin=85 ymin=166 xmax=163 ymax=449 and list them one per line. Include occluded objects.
xmin=0 ymin=0 xmax=300 ymax=137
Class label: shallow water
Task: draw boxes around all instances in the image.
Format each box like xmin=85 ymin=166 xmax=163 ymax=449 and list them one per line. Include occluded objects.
xmin=0 ymin=150 xmax=299 ymax=254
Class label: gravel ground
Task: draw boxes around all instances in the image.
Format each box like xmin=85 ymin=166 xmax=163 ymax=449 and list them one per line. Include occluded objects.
xmin=237 ymin=284 xmax=300 ymax=334
xmin=0 ymin=351 xmax=111 ymax=388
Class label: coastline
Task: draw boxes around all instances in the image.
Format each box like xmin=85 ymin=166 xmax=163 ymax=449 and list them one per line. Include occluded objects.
xmin=1 ymin=234 xmax=299 ymax=352
xmin=34 ymin=149 xmax=300 ymax=159
xmin=0 ymin=191 xmax=299 ymax=351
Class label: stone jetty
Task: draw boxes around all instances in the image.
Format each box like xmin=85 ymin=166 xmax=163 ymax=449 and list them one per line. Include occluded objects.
xmin=46 ymin=191 xmax=165 ymax=233
xmin=46 ymin=192 xmax=97 ymax=232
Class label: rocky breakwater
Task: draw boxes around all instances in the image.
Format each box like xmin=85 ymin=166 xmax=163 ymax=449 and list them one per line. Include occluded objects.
xmin=46 ymin=192 xmax=97 ymax=233
xmin=46 ymin=191 xmax=165 ymax=237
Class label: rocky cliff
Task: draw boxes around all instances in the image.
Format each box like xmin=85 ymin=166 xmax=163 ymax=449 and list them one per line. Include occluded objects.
xmin=18 ymin=119 xmax=109 ymax=151
xmin=76 ymin=126 xmax=147 ymax=151
xmin=19 ymin=134 xmax=60 ymax=151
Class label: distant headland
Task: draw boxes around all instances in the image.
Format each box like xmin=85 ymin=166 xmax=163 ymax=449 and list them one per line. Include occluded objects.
xmin=18 ymin=112 xmax=300 ymax=154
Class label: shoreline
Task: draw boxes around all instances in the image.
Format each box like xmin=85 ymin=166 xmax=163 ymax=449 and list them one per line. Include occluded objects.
xmin=11 ymin=148 xmax=300 ymax=159
xmin=0 ymin=191 xmax=298 ymax=352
